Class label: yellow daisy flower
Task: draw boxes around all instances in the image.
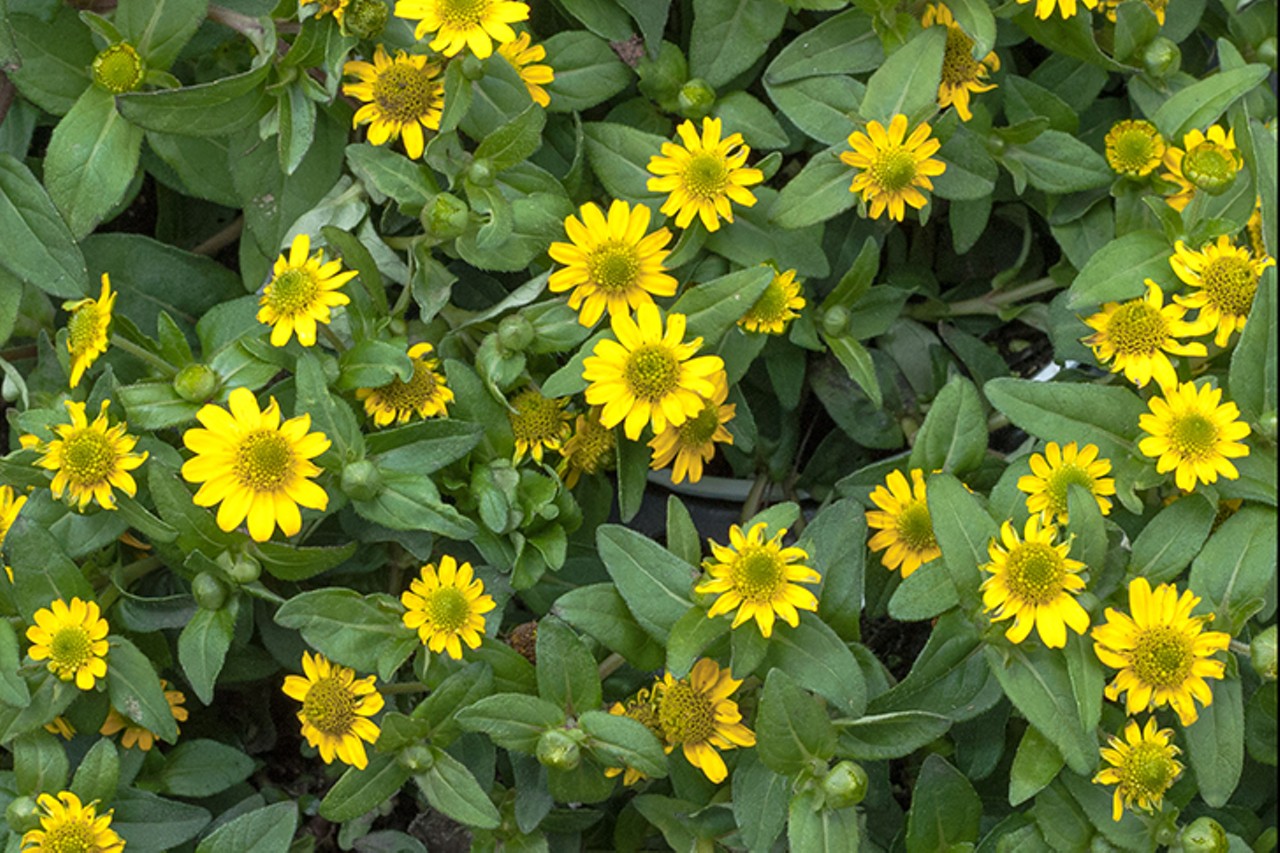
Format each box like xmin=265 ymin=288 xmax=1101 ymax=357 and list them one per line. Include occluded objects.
xmin=1170 ymin=235 xmax=1275 ymax=347
xmin=25 ymin=597 xmax=110 ymax=691
xmin=20 ymin=791 xmax=125 ymax=853
xmin=62 ymin=273 xmax=116 ymax=389
xmin=356 ymin=342 xmax=454 ymax=426
xmin=1016 ymin=0 xmax=1097 ymax=19
xmin=508 ymin=389 xmax=573 ymax=464
xmin=1246 ymin=199 xmax=1266 ymax=258
xmin=548 ymin=199 xmax=677 ymax=327
xmin=21 ymin=400 xmax=147 ymax=512
xmin=582 ymin=303 xmax=725 ymax=441
xmin=100 ymin=679 xmax=188 ymax=751
xmin=393 ymin=0 xmax=529 ymax=58
xmin=653 ymin=659 xmax=756 ymax=784
xmin=1093 ymin=717 xmax=1183 ymax=822
xmin=1092 ymin=577 xmax=1231 ymax=725
xmin=1 ymin=485 xmax=28 ymax=583
xmin=282 ymin=651 xmax=384 ymax=770
xmin=980 ymin=517 xmax=1091 ymax=649
xmin=1081 ymin=279 xmax=1206 ymax=390
xmin=695 ymin=522 xmax=821 ymax=638
xmin=866 ymin=469 xmax=941 ymax=578
xmin=1017 ymin=441 xmax=1115 ymax=524
xmin=648 ymin=377 xmax=734 ymax=485
xmin=400 ymin=555 xmax=496 ymax=659
xmin=257 ymin=233 xmax=356 ymax=348
xmin=557 ymin=408 xmax=617 ymax=488
xmin=646 ymin=117 xmax=764 ymax=232
xmin=840 ymin=115 xmax=947 ymax=222
xmin=1104 ymin=120 xmax=1166 ymax=178
xmin=921 ymin=3 xmax=1000 ymax=122
xmin=180 ymin=386 xmax=331 ymax=542
xmin=1161 ymin=126 xmax=1241 ymax=212
xmin=1137 ymin=380 xmax=1251 ymax=493
xmin=604 ymin=685 xmax=662 ymax=786
xmin=343 ymin=46 xmax=444 ymax=160
xmin=44 ymin=716 xmax=76 ymax=740
xmin=498 ymin=31 xmax=553 ymax=107
xmin=738 ymin=268 xmax=805 ymax=335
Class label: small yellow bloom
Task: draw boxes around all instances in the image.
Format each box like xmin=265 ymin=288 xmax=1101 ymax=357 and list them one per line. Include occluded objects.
xmin=26 ymin=597 xmax=110 ymax=691
xmin=1 ymin=485 xmax=28 ymax=583
xmin=739 ymin=269 xmax=805 ymax=335
xmin=44 ymin=716 xmax=76 ymax=740
xmin=1137 ymin=380 xmax=1251 ymax=493
xmin=866 ymin=469 xmax=941 ymax=578
xmin=648 ymin=376 xmax=734 ymax=485
xmin=1100 ymin=0 xmax=1167 ymax=23
xmin=840 ymin=115 xmax=946 ymax=222
xmin=1093 ymin=717 xmax=1182 ymax=822
xmin=1016 ymin=0 xmax=1097 ymax=19
xmin=653 ymin=659 xmax=755 ymax=784
xmin=1104 ymin=120 xmax=1166 ymax=178
xmin=508 ymin=389 xmax=573 ymax=464
xmin=922 ymin=3 xmax=1000 ymax=122
xmin=100 ymin=680 xmax=188 ymax=751
xmin=695 ymin=522 xmax=820 ymax=638
xmin=343 ymin=46 xmax=444 ymax=160
xmin=401 ymin=555 xmax=496 ymax=659
xmin=356 ymin=342 xmax=454 ymax=426
xmin=1017 ymin=441 xmax=1115 ymax=524
xmin=22 ymin=400 xmax=147 ymax=512
xmin=257 ymin=234 xmax=356 ymax=348
xmin=1080 ymin=279 xmax=1206 ymax=390
xmin=62 ymin=273 xmax=116 ymax=389
xmin=646 ymin=117 xmax=764 ymax=232
xmin=980 ymin=517 xmax=1090 ymax=648
xmin=393 ymin=0 xmax=529 ymax=58
xmin=181 ymin=387 xmax=331 ymax=542
xmin=558 ymin=408 xmax=617 ymax=488
xmin=20 ymin=791 xmax=125 ymax=853
xmin=1170 ymin=235 xmax=1275 ymax=347
xmin=1161 ymin=125 xmax=1241 ymax=212
xmin=282 ymin=651 xmax=384 ymax=769
xmin=498 ymin=31 xmax=554 ymax=107
xmin=1092 ymin=577 xmax=1231 ymax=726
xmin=604 ymin=685 xmax=662 ymax=785
xmin=1246 ymin=198 xmax=1266 ymax=258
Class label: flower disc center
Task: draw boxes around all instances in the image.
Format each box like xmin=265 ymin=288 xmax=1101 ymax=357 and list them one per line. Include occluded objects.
xmin=1122 ymin=742 xmax=1178 ymax=795
xmin=267 ymin=269 xmax=320 ymax=316
xmin=871 ymin=148 xmax=919 ymax=194
xmin=426 ymin=588 xmax=472 ymax=632
xmin=373 ymin=63 xmax=438 ymax=123
xmin=439 ymin=0 xmax=490 ymax=24
xmin=1004 ymin=542 xmax=1066 ymax=604
xmin=657 ymin=681 xmax=715 ymax=744
xmin=1183 ymin=143 xmax=1237 ymax=190
xmin=895 ymin=501 xmax=936 ymax=551
xmin=1044 ymin=464 xmax=1095 ymax=518
xmin=1106 ymin=301 xmax=1168 ymax=355
xmin=92 ymin=42 xmax=144 ymax=94
xmin=42 ymin=818 xmax=99 ymax=853
xmin=731 ymin=548 xmax=786 ymax=601
xmin=941 ymin=27 xmax=981 ymax=85
xmin=235 ymin=430 xmax=295 ymax=492
xmin=66 ymin=304 xmax=102 ymax=351
xmin=62 ymin=429 xmax=117 ymax=484
xmin=1131 ymin=626 xmax=1194 ymax=688
xmin=678 ymin=404 xmax=722 ymax=446
xmin=682 ymin=153 xmax=730 ymax=200
xmin=1202 ymin=256 xmax=1258 ymax=316
xmin=1169 ymin=413 xmax=1219 ymax=460
xmin=302 ymin=676 xmax=358 ymax=736
xmin=50 ymin=625 xmax=94 ymax=672
xmin=377 ymin=362 xmax=439 ymax=410
xmin=625 ymin=345 xmax=681 ymax=401
xmin=587 ymin=243 xmax=641 ymax=293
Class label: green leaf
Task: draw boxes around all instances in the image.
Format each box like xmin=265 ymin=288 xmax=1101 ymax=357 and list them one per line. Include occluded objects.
xmin=984 ymin=644 xmax=1097 ymax=775
xmin=771 ymin=146 xmax=858 ymax=229
xmin=0 ymin=152 xmax=89 ymax=298
xmin=115 ymin=0 xmax=207 ymax=70
xmin=787 ymin=790 xmax=859 ymax=852
xmin=475 ymin=104 xmax=546 ymax=171
xmin=274 ymin=589 xmax=417 ymax=682
xmin=803 ymin=499 xmax=865 ymax=642
xmin=579 ymin=709 xmax=668 ymax=777
xmin=553 ymin=583 xmax=665 ymax=671
xmin=823 ymin=334 xmax=882 ymax=407
xmin=111 ymin=789 xmax=210 ymax=853
xmin=345 ymin=142 xmax=436 ymax=211
xmin=1187 ymin=506 xmax=1277 ymax=634
xmin=670 ymin=265 xmax=774 ymax=343
xmin=1001 ymin=130 xmax=1113 ymax=195
xmin=177 ymin=603 xmax=235 ymax=705
xmin=558 ymin=0 xmax=633 ymax=39
xmin=294 ymin=350 xmax=362 ymax=462
xmin=765 ymin=74 xmax=863 ymax=146
xmin=1008 ymin=724 xmax=1065 ymax=806
xmin=106 ymin=636 xmax=180 ymax=744
xmin=933 ymin=125 xmax=999 ymax=201
xmin=761 ymin=616 xmax=867 ymax=716
xmin=909 ymin=376 xmax=988 ymax=474
xmin=712 ymin=92 xmax=790 ymax=150
xmin=582 ymin=122 xmax=667 ymax=207
xmin=335 ymin=339 xmax=413 ymax=391
xmin=70 ymin=737 xmax=120 ymax=805
xmin=3 ymin=516 xmax=95 ymax=621
xmin=927 ymin=473 xmax=995 ymax=610
xmin=766 ymin=8 xmax=881 ymax=84
xmin=834 ymin=711 xmax=952 ymax=761
xmin=14 ymin=731 xmax=68 ymax=796
xmin=157 ymin=739 xmax=255 ymax=797
xmin=1128 ymin=492 xmax=1215 ymax=584
xmin=416 ymin=748 xmax=501 ymax=829
xmin=1013 ymin=9 xmax=1127 ymax=71
xmin=1151 ymin=64 xmax=1271 ymax=140
xmin=887 ymin=563 xmax=959 ymax=621
xmin=1066 ymin=230 xmax=1174 ymax=309
xmin=664 ymin=606 xmax=730 ymax=679
xmin=542 ymin=30 xmax=631 ymax=113
xmin=456 ymin=693 xmax=565 ymax=753
xmin=689 ymin=0 xmax=789 ymax=88
xmin=319 ymin=752 xmax=412 ymax=823
xmin=4 ymin=8 xmax=95 ymax=116
xmin=869 ymin=612 xmax=1001 ymax=721
xmin=757 ymin=669 xmax=837 ymax=776
xmin=596 ymin=524 xmax=696 ymax=642
xmin=821 ymin=237 xmax=879 ymax=312
xmin=1184 ymin=678 xmax=1244 ymax=808
xmin=1230 ymin=267 xmax=1276 ymax=422
xmin=116 ymin=60 xmax=273 ymax=136
xmin=194 ymin=801 xmax=297 ymax=853
xmin=905 ymin=754 xmax=982 ymax=850
xmin=947 ymin=0 xmax=997 ymax=56
xmin=615 ymin=424 xmax=648 ymax=524
xmin=276 ymin=81 xmax=316 ymax=176
xmin=732 ymin=753 xmax=790 ymax=853
xmin=535 ymin=617 xmax=602 ymax=715
xmin=0 ymin=620 xmax=30 ymax=707
xmin=252 ymin=540 xmax=358 ymax=582
xmin=858 ymin=27 xmax=946 ymax=125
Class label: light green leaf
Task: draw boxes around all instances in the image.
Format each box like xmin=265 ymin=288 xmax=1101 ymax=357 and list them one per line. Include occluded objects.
xmin=596 ymin=524 xmax=696 ymax=641
xmin=0 ymin=153 xmax=89 ymax=298
xmin=858 ymin=27 xmax=945 ymax=125
xmin=690 ymin=0 xmax=789 ymax=88
xmin=106 ymin=636 xmax=180 ymax=744
xmin=834 ymin=711 xmax=952 ymax=761
xmin=1183 ymin=678 xmax=1244 ymax=808
xmin=1066 ymin=229 xmax=1174 ymax=309
xmin=1151 ymin=64 xmax=1270 ymax=140
xmin=195 ymin=802 xmax=297 ymax=853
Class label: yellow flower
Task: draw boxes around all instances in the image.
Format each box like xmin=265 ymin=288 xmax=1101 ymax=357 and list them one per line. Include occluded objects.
xmin=22 ymin=400 xmax=147 ymax=512
xmin=1092 ymin=577 xmax=1231 ymax=725
xmin=1137 ymin=380 xmax=1251 ymax=493
xmin=1016 ymin=0 xmax=1097 ymax=19
xmin=647 ymin=376 xmax=733 ymax=485
xmin=100 ymin=680 xmax=188 ymax=751
xmin=310 ymin=0 xmax=347 ymax=18
xmin=25 ymin=597 xmax=110 ymax=691
xmin=1 ymin=485 xmax=28 ymax=583
xmin=1161 ymin=125 xmax=1241 ymax=212
xmin=604 ymin=686 xmax=662 ymax=786
xmin=695 ymin=522 xmax=820 ymax=638
xmin=653 ymin=659 xmax=756 ymax=784
xmin=44 ymin=716 xmax=76 ymax=740
xmin=20 ymin=791 xmax=125 ymax=853
xmin=1081 ymin=279 xmax=1206 ymax=390
xmin=921 ymin=3 xmax=999 ymax=122
xmin=739 ymin=269 xmax=805 ymax=335
xmin=558 ymin=408 xmax=617 ymax=488
xmin=582 ymin=304 xmax=725 ymax=441
xmin=343 ymin=46 xmax=444 ymax=160
xmin=257 ymin=234 xmax=356 ymax=348
xmin=62 ymin=273 xmax=116 ymax=389
xmin=356 ymin=342 xmax=454 ymax=426
xmin=840 ymin=115 xmax=946 ymax=222
xmin=980 ymin=517 xmax=1090 ymax=648
xmin=646 ymin=117 xmax=764 ymax=232
xmin=401 ymin=555 xmax=496 ymax=659
xmin=1105 ymin=120 xmax=1166 ymax=178
xmin=1170 ymin=235 xmax=1275 ymax=347
xmin=1100 ymin=0 xmax=1167 ymax=22
xmin=1093 ymin=717 xmax=1183 ymax=822
xmin=508 ymin=389 xmax=573 ymax=464
xmin=1017 ymin=441 xmax=1115 ymax=524
xmin=498 ymin=31 xmax=553 ymax=107
xmin=181 ymin=386 xmax=331 ymax=542
xmin=282 ymin=651 xmax=384 ymax=769
xmin=548 ymin=200 xmax=677 ymax=327
xmin=393 ymin=0 xmax=528 ymax=58
xmin=1246 ymin=198 xmax=1266 ymax=258
xmin=866 ymin=469 xmax=941 ymax=578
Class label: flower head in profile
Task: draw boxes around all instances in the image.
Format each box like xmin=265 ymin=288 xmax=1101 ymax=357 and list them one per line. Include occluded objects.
xmin=866 ymin=469 xmax=941 ymax=578
xmin=649 ymin=376 xmax=734 ymax=485
xmin=1246 ymin=199 xmax=1266 ymax=258
xmin=181 ymin=387 xmax=331 ymax=542
xmin=257 ymin=234 xmax=356 ymax=347
xmin=282 ymin=651 xmax=384 ymax=769
xmin=22 ymin=400 xmax=147 ymax=512
xmin=646 ymin=117 xmax=764 ymax=232
xmin=1100 ymin=0 xmax=1167 ymax=22
xmin=558 ymin=408 xmax=617 ymax=488
xmin=605 ymin=685 xmax=662 ymax=786
xmin=922 ymin=3 xmax=1000 ymax=121
xmin=1161 ymin=125 xmax=1241 ymax=211
xmin=1081 ymin=279 xmax=1206 ymax=390
xmin=1017 ymin=441 xmax=1115 ymax=524
xmin=653 ymin=659 xmax=756 ymax=784
xmin=980 ymin=517 xmax=1090 ymax=649
xmin=840 ymin=115 xmax=946 ymax=222
xmin=695 ymin=522 xmax=820 ymax=638
xmin=1093 ymin=717 xmax=1182 ymax=822
xmin=1 ymin=485 xmax=29 ymax=583
xmin=508 ymin=389 xmax=573 ymax=464
xmin=1138 ymin=380 xmax=1251 ymax=492
xmin=1015 ymin=0 xmax=1097 ymax=19
xmin=356 ymin=342 xmax=454 ymax=426
xmin=739 ymin=268 xmax=805 ymax=335
xmin=100 ymin=680 xmax=188 ymax=751
xmin=1170 ymin=235 xmax=1274 ymax=347
xmin=393 ymin=0 xmax=528 ymax=58
xmin=1105 ymin=120 xmax=1166 ymax=178
xmin=548 ymin=200 xmax=677 ymax=327
xmin=26 ymin=597 xmax=109 ymax=690
xmin=1092 ymin=577 xmax=1231 ymax=725
xmin=343 ymin=46 xmax=444 ymax=160
xmin=20 ymin=791 xmax=125 ymax=853
xmin=44 ymin=717 xmax=75 ymax=740
xmin=62 ymin=273 xmax=116 ymax=389
xmin=498 ymin=31 xmax=553 ymax=107
xmin=401 ymin=555 xmax=496 ymax=659
xmin=582 ymin=304 xmax=725 ymax=441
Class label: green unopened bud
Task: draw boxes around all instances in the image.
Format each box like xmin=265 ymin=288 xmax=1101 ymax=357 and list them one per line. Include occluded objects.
xmin=497 ymin=315 xmax=535 ymax=353
xmin=5 ymin=796 xmax=41 ymax=834
xmin=636 ymin=41 xmax=688 ymax=110
xmin=397 ymin=744 xmax=435 ymax=772
xmin=467 ymin=158 xmax=496 ymax=188
xmin=341 ymin=0 xmax=388 ymax=39
xmin=678 ymin=78 xmax=716 ymax=119
xmin=1183 ymin=143 xmax=1240 ymax=195
xmin=821 ymin=306 xmax=850 ymax=338
xmin=1142 ymin=37 xmax=1181 ymax=78
xmin=460 ymin=53 xmax=484 ymax=81
xmin=1252 ymin=625 xmax=1278 ymax=681
xmin=217 ymin=550 xmax=263 ymax=585
xmin=192 ymin=571 xmax=229 ymax=611
xmin=536 ymin=729 xmax=581 ymax=771
xmin=821 ymin=761 xmax=868 ymax=809
xmin=1257 ymin=410 xmax=1277 ymax=443
xmin=1177 ymin=817 xmax=1229 ymax=853
xmin=1258 ymin=37 xmax=1278 ymax=70
xmin=341 ymin=459 xmax=384 ymax=502
xmin=92 ymin=42 xmax=145 ymax=94
xmin=422 ymin=192 xmax=471 ymax=239
xmin=173 ymin=363 xmax=219 ymax=403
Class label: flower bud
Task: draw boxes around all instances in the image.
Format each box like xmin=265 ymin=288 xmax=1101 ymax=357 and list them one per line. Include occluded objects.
xmin=217 ymin=550 xmax=263 ymax=585
xmin=1257 ymin=410 xmax=1277 ymax=443
xmin=421 ymin=192 xmax=471 ymax=239
xmin=1183 ymin=143 xmax=1240 ymax=195
xmin=5 ymin=796 xmax=41 ymax=834
xmin=92 ymin=42 xmax=145 ymax=94
xmin=173 ymin=363 xmax=219 ymax=403
xmin=1142 ymin=37 xmax=1182 ymax=79
xmin=1252 ymin=625 xmax=1278 ymax=681
xmin=341 ymin=0 xmax=389 ymax=39
xmin=467 ymin=158 xmax=496 ymax=188
xmin=192 ymin=571 xmax=229 ymax=610
xmin=497 ymin=315 xmax=536 ymax=353
xmin=821 ymin=761 xmax=868 ymax=809
xmin=821 ymin=306 xmax=851 ymax=338
xmin=636 ymin=41 xmax=688 ymax=110
xmin=536 ymin=729 xmax=581 ymax=771
xmin=1177 ymin=817 xmax=1229 ymax=853
xmin=678 ymin=78 xmax=716 ymax=120
xmin=1258 ymin=37 xmax=1277 ymax=70
xmin=397 ymin=744 xmax=435 ymax=773
xmin=341 ymin=459 xmax=384 ymax=502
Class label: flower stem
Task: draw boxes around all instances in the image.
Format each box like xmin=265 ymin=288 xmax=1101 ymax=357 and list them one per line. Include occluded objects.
xmin=1230 ymin=639 xmax=1251 ymax=657
xmin=598 ymin=652 xmax=626 ymax=681
xmin=908 ymin=277 xmax=1061 ymax=320
xmin=319 ymin=324 xmax=347 ymax=353
xmin=97 ymin=555 xmax=165 ymax=611
xmin=109 ymin=334 xmax=180 ymax=377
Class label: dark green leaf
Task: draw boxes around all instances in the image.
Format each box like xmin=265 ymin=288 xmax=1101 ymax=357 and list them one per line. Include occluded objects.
xmin=416 ymin=748 xmax=501 ymax=829
xmin=596 ymin=524 xmax=696 ymax=642
xmin=0 ymin=152 xmax=89 ymax=298
xmin=690 ymin=0 xmax=789 ymax=88
xmin=905 ymin=754 xmax=982 ymax=850
xmin=106 ymin=636 xmax=180 ymax=744
xmin=756 ymin=669 xmax=837 ymax=776
xmin=194 ymin=801 xmax=297 ymax=853
xmin=834 ymin=711 xmax=952 ymax=761
xmin=1183 ymin=678 xmax=1244 ymax=807
xmin=320 ymin=752 xmax=412 ymax=823
xmin=157 ymin=739 xmax=255 ymax=797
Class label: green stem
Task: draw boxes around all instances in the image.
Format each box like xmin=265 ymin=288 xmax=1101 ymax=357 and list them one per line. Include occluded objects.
xmin=1230 ymin=639 xmax=1251 ymax=657
xmin=598 ymin=652 xmax=626 ymax=681
xmin=109 ymin=335 xmax=179 ymax=377
xmin=318 ymin=324 xmax=347 ymax=353
xmin=908 ymin=277 xmax=1060 ymax=320
xmin=97 ymin=555 xmax=165 ymax=611
xmin=740 ymin=472 xmax=770 ymax=525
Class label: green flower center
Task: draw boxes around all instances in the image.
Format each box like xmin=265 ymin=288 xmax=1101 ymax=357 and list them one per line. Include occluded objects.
xmin=730 ymin=547 xmax=787 ymax=602
xmin=682 ymin=152 xmax=730 ymax=200
xmin=373 ymin=62 xmax=439 ymax=124
xmin=425 ymin=587 xmax=471 ymax=632
xmin=746 ymin=278 xmax=792 ymax=325
xmin=1131 ymin=625 xmax=1194 ymax=688
xmin=587 ymin=242 xmax=641 ymax=293
xmin=266 ymin=269 xmax=319 ymax=316
xmin=871 ymin=148 xmax=919 ymax=194
xmin=1183 ymin=143 xmax=1239 ymax=192
xmin=234 ymin=430 xmax=295 ymax=492
xmin=1201 ymin=255 xmax=1258 ymax=316
xmin=895 ymin=500 xmax=937 ymax=552
xmin=376 ymin=360 xmax=442 ymax=411
xmin=1003 ymin=541 xmax=1067 ymax=605
xmin=657 ymin=681 xmax=716 ymax=745
xmin=66 ymin=304 xmax=102 ymax=354
xmin=509 ymin=391 xmax=567 ymax=443
xmin=1120 ymin=742 xmax=1179 ymax=800
xmin=50 ymin=625 xmax=94 ymax=673
xmin=1169 ymin=413 xmax=1219 ymax=460
xmin=61 ymin=430 xmax=116 ymax=485
xmin=1106 ymin=300 xmax=1169 ymax=356
xmin=625 ymin=345 xmax=681 ymax=402
xmin=344 ymin=0 xmax=390 ymax=37
xmin=1110 ymin=127 xmax=1160 ymax=174
xmin=302 ymin=676 xmax=358 ymax=736
xmin=438 ymin=0 xmax=491 ymax=25
xmin=92 ymin=42 xmax=144 ymax=94
xmin=940 ymin=26 xmax=981 ymax=86
xmin=1043 ymin=464 xmax=1096 ymax=519
xmin=677 ymin=403 xmax=722 ymax=447
xmin=40 ymin=817 xmax=99 ymax=853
